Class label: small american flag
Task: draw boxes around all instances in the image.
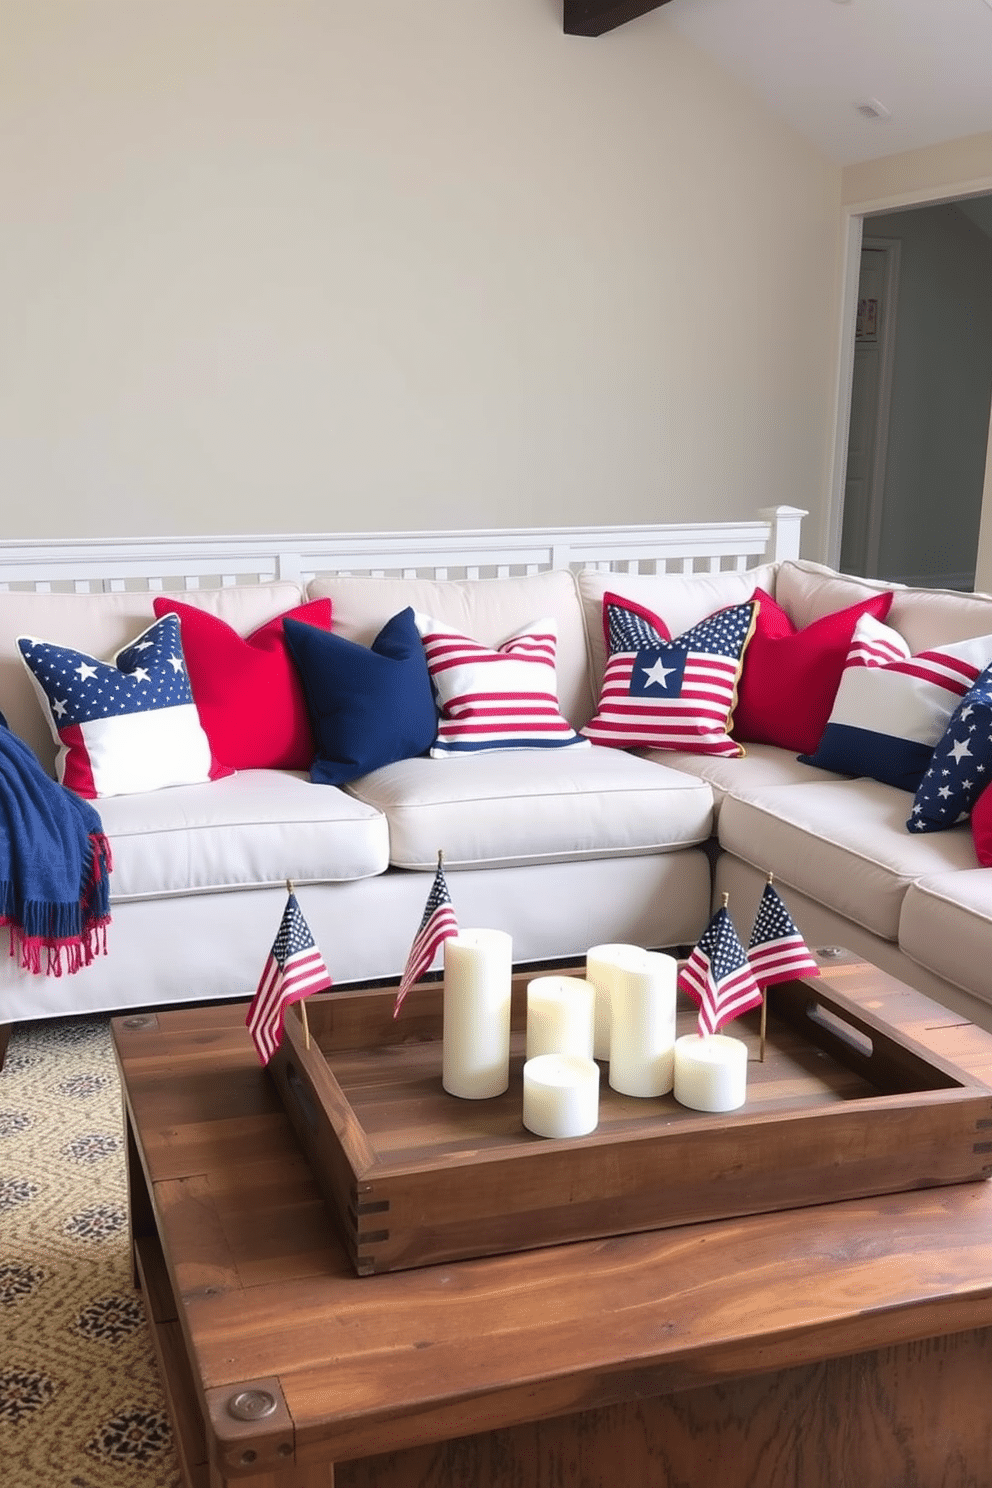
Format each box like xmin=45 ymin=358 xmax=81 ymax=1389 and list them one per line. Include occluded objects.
xmin=678 ymin=905 xmax=763 ymax=1036
xmin=393 ymin=857 xmax=459 ymax=1017
xmin=747 ymin=881 xmax=820 ymax=988
xmin=246 ymin=891 xmax=332 ymax=1065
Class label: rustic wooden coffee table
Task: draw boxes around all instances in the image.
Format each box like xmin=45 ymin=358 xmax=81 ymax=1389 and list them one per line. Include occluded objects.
xmin=112 ymin=954 xmax=992 ymax=1488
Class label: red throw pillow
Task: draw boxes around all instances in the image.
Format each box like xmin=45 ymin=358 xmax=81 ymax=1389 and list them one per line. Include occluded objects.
xmin=152 ymin=597 xmax=331 ymax=770
xmin=733 ymin=589 xmax=894 ymax=755
xmin=972 ymin=785 xmax=992 ymax=866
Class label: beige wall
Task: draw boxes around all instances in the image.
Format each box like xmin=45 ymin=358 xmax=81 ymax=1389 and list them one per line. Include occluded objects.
xmin=1 ymin=1 xmax=841 ymax=547
xmin=842 ymin=131 xmax=992 ymax=210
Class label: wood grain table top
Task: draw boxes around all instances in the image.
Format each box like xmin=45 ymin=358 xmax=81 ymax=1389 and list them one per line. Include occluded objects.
xmin=112 ymin=954 xmax=992 ymax=1469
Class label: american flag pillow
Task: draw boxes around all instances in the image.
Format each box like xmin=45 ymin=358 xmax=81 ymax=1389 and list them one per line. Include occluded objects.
xmin=414 ymin=613 xmax=589 ymax=757
xmin=17 ymin=614 xmax=232 ymax=798
xmin=907 ymin=664 xmax=992 ymax=831
xmin=581 ymin=593 xmax=757 ymax=757
xmin=801 ymin=613 xmax=992 ymax=792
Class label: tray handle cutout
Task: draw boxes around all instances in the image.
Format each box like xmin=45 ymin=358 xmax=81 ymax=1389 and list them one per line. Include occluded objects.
xmin=286 ymin=1063 xmax=319 ymax=1133
xmin=806 ymin=1001 xmax=874 ymax=1060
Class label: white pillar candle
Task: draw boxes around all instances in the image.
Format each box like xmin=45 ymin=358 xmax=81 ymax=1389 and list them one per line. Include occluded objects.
xmin=525 ymin=976 xmax=595 ymax=1061
xmin=522 ymin=1054 xmax=600 ymax=1139
xmin=673 ymin=1034 xmax=748 ymax=1112
xmin=442 ymin=928 xmax=513 ymax=1100
xmin=607 ymin=949 xmax=678 ymax=1098
xmin=585 ymin=943 xmax=644 ymax=1061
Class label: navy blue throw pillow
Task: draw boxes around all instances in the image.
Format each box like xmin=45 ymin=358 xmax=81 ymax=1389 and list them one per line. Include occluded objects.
xmin=283 ymin=608 xmax=437 ymax=785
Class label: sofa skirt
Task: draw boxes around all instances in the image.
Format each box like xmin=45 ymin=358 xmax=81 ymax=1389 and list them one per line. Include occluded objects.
xmin=0 ymin=850 xmax=713 ymax=1026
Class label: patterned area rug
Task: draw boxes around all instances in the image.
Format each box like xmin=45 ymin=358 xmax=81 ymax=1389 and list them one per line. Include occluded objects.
xmin=1 ymin=1016 xmax=183 ymax=1488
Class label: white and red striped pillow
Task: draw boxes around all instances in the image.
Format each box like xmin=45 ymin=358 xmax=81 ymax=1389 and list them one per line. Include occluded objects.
xmin=581 ymin=593 xmax=757 ymax=757
xmin=800 ymin=613 xmax=992 ymax=790
xmin=414 ymin=614 xmax=588 ymax=758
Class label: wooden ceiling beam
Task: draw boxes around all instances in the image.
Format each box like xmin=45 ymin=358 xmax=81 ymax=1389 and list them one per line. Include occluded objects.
xmin=563 ymin=0 xmax=672 ymax=37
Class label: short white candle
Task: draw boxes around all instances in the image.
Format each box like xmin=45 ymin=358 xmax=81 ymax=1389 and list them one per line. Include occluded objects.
xmin=522 ymin=1054 xmax=600 ymax=1139
xmin=673 ymin=1034 xmax=748 ymax=1112
xmin=442 ymin=928 xmax=513 ymax=1100
xmin=585 ymin=943 xmax=643 ymax=1061
xmin=525 ymin=976 xmax=595 ymax=1061
xmin=608 ymin=949 xmax=678 ymax=1098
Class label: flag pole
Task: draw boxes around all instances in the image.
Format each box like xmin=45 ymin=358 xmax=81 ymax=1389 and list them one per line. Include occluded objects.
xmin=759 ymin=872 xmax=773 ymax=1062
xmin=287 ymin=877 xmax=312 ymax=1051
xmin=710 ymin=891 xmax=731 ymax=1040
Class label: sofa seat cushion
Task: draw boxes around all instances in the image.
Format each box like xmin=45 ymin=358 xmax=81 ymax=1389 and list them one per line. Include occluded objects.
xmin=345 ymin=747 xmax=713 ymax=870
xmin=716 ymin=778 xmax=981 ymax=942
xmin=899 ymin=871 xmax=992 ymax=1004
xmin=653 ymin=743 xmax=843 ymax=819
xmin=98 ymin=769 xmax=389 ymax=901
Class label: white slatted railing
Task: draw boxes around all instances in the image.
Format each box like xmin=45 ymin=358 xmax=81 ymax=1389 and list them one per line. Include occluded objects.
xmin=0 ymin=506 xmax=805 ymax=594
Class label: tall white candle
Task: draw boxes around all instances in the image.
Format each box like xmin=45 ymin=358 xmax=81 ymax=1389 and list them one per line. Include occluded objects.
xmin=522 ymin=1054 xmax=600 ymax=1139
xmin=585 ymin=943 xmax=644 ymax=1061
xmin=442 ymin=928 xmax=513 ymax=1099
xmin=607 ymin=949 xmax=678 ymax=1098
xmin=673 ymin=1034 xmax=748 ymax=1112
xmin=525 ymin=976 xmax=595 ymax=1061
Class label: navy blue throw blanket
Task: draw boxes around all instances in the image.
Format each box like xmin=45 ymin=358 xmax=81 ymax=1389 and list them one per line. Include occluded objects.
xmin=0 ymin=721 xmax=112 ymax=975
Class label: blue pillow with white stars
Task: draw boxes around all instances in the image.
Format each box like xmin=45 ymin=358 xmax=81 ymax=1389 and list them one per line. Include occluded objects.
xmin=17 ymin=614 xmax=232 ymax=798
xmin=907 ymin=664 xmax=992 ymax=833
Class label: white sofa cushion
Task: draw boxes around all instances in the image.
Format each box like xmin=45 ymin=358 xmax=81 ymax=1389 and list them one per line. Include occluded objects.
xmin=899 ymin=870 xmax=992 ymax=1003
xmin=346 ymin=748 xmax=713 ymax=870
xmin=0 ymin=582 xmax=305 ymax=774
xmin=716 ymin=777 xmax=981 ymax=942
xmin=577 ymin=565 xmax=778 ymax=694
xmin=98 ymin=769 xmax=389 ymax=901
xmin=307 ymin=570 xmax=594 ymax=728
xmin=775 ymin=561 xmax=992 ymax=653
xmin=655 ymin=743 xmax=842 ymax=819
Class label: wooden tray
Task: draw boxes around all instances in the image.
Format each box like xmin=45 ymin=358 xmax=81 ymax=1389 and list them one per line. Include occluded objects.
xmin=267 ymin=960 xmax=992 ymax=1276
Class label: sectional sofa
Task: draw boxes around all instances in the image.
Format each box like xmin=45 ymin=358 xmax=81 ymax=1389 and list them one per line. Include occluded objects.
xmin=1 ymin=506 xmax=991 ymax=1065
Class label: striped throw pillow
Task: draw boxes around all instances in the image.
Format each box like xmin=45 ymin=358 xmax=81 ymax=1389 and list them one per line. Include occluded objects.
xmin=414 ymin=613 xmax=589 ymax=758
xmin=581 ymin=593 xmax=757 ymax=757
xmin=800 ymin=613 xmax=992 ymax=792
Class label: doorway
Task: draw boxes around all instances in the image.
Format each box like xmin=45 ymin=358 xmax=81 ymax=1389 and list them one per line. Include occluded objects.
xmin=832 ymin=190 xmax=992 ymax=591
xmin=840 ymin=238 xmax=900 ymax=577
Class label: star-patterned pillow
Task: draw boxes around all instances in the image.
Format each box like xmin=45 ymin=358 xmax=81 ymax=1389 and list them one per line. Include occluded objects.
xmin=17 ymin=614 xmax=232 ymax=797
xmin=581 ymin=592 xmax=757 ymax=757
xmin=907 ymin=665 xmax=992 ymax=833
